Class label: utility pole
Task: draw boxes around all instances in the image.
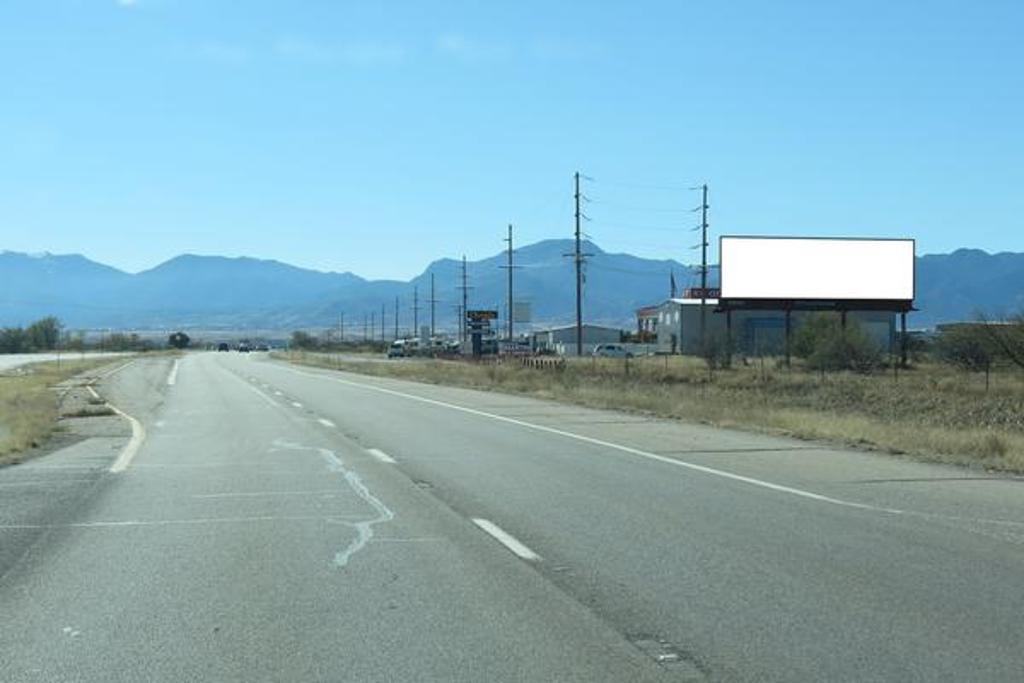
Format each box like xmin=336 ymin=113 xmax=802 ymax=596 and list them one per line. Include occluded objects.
xmin=699 ymin=184 xmax=709 ymax=352
xmin=394 ymin=296 xmax=399 ymax=340
xmin=429 ymin=272 xmax=438 ymax=339
xmin=413 ymin=285 xmax=420 ymax=338
xmin=370 ymin=311 xmax=376 ymax=342
xmin=499 ymin=223 xmax=521 ymax=343
xmin=381 ymin=302 xmax=385 ymax=341
xmin=574 ymin=172 xmax=584 ymax=356
xmin=339 ymin=311 xmax=344 ymax=343
xmin=363 ymin=314 xmax=368 ymax=342
xmin=456 ymin=255 xmax=472 ymax=345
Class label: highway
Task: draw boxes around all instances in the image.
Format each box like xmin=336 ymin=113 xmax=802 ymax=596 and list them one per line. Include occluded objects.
xmin=2 ymin=352 xmax=1024 ymax=681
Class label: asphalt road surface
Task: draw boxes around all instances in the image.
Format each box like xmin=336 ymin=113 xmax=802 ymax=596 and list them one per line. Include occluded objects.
xmin=2 ymin=352 xmax=1024 ymax=682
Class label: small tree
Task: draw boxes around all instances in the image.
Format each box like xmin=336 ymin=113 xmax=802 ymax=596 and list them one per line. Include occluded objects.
xmin=936 ymin=325 xmax=993 ymax=390
xmin=26 ymin=316 xmax=61 ymax=351
xmin=0 ymin=327 xmax=29 ymax=354
xmin=794 ymin=313 xmax=882 ymax=374
xmin=976 ymin=312 xmax=1024 ymax=370
xmin=168 ymin=331 xmax=191 ymax=349
xmin=290 ymin=330 xmax=319 ymax=350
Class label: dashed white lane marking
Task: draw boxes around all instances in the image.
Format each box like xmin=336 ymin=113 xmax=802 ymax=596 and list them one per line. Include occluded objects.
xmin=274 ymin=391 xmax=283 ymax=396
xmin=167 ymin=359 xmax=180 ymax=386
xmin=317 ymin=418 xmax=336 ymax=428
xmin=292 ymin=401 xmax=303 ymax=409
xmin=367 ymin=448 xmax=396 ymax=464
xmin=472 ymin=518 xmax=541 ymax=561
xmin=273 ymin=366 xmax=903 ymax=515
xmin=86 ymin=385 xmax=101 ymax=400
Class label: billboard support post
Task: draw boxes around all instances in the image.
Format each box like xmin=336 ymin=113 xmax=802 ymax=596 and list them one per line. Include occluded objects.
xmin=900 ymin=312 xmax=908 ymax=368
xmin=784 ymin=307 xmax=792 ymax=369
xmin=725 ymin=308 xmax=733 ymax=369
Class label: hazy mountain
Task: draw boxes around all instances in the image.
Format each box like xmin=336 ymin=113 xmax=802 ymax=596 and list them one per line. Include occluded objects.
xmin=1 ymin=243 xmax=1022 ymax=331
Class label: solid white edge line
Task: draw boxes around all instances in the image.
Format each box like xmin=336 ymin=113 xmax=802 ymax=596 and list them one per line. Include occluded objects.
xmin=274 ymin=364 xmax=904 ymax=516
xmin=367 ymin=448 xmax=396 ymax=464
xmin=472 ymin=518 xmax=541 ymax=561
xmin=318 ymin=418 xmax=336 ymax=428
xmin=167 ymin=358 xmax=180 ymax=386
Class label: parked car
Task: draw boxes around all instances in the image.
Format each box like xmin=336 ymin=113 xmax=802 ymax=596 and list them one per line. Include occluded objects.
xmin=592 ymin=343 xmax=632 ymax=358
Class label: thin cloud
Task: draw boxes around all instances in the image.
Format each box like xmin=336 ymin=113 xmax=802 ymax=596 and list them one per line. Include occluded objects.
xmin=274 ymin=37 xmax=407 ymax=67
xmin=117 ymin=0 xmax=137 ymax=6
xmin=435 ymin=33 xmax=512 ymax=62
xmin=194 ymin=41 xmax=250 ymax=67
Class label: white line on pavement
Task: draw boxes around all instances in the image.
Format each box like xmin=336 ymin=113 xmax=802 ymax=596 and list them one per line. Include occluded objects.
xmin=292 ymin=401 xmax=303 ymax=409
xmin=367 ymin=448 xmax=396 ymax=464
xmin=0 ymin=514 xmax=364 ymax=530
xmin=472 ymin=518 xmax=541 ymax=561
xmin=167 ymin=359 xmax=180 ymax=386
xmin=191 ymin=490 xmax=341 ymax=499
xmin=318 ymin=418 xmax=336 ymax=428
xmin=108 ymin=403 xmax=146 ymax=474
xmin=275 ymin=366 xmax=904 ymax=516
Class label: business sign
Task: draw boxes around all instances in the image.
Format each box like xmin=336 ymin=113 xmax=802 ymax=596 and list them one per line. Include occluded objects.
xmin=719 ymin=236 xmax=914 ymax=301
xmin=466 ymin=309 xmax=498 ymax=321
xmin=683 ymin=287 xmax=720 ymax=299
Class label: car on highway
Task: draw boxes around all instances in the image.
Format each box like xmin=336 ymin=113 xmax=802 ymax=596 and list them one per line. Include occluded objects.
xmin=592 ymin=343 xmax=632 ymax=358
xmin=237 ymin=343 xmax=251 ymax=353
xmin=217 ymin=342 xmax=230 ymax=352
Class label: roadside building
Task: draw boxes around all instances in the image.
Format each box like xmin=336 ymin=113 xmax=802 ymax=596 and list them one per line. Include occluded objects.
xmin=531 ymin=324 xmax=623 ymax=356
xmin=635 ymin=305 xmax=659 ymax=343
xmin=651 ymin=298 xmax=896 ymax=355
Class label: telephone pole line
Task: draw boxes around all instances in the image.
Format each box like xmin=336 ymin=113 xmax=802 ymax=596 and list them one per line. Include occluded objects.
xmin=698 ymin=184 xmax=709 ymax=348
xmin=381 ymin=302 xmax=386 ymax=341
xmin=499 ymin=223 xmax=521 ymax=343
xmin=412 ymin=285 xmax=420 ymax=338
xmin=394 ymin=296 xmax=399 ymax=340
xmin=339 ymin=311 xmax=344 ymax=343
xmin=574 ymin=172 xmax=584 ymax=356
xmin=456 ymin=255 xmax=473 ymax=345
xmin=370 ymin=311 xmax=376 ymax=342
xmin=429 ymin=272 xmax=438 ymax=338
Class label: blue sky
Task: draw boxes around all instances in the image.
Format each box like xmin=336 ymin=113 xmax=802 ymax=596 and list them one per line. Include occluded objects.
xmin=1 ymin=1 xmax=1022 ymax=279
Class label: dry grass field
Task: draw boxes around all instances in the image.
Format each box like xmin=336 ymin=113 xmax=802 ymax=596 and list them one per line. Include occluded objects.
xmin=282 ymin=351 xmax=1024 ymax=472
xmin=0 ymin=358 xmax=115 ymax=463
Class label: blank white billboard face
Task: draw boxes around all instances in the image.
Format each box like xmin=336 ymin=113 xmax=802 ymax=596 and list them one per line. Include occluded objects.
xmin=720 ymin=237 xmax=914 ymax=301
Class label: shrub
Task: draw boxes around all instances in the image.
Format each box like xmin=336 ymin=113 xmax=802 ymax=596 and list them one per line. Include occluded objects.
xmin=795 ymin=313 xmax=882 ymax=373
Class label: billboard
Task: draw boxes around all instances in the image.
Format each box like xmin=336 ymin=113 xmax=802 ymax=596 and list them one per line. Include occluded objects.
xmin=512 ymin=301 xmax=532 ymax=323
xmin=719 ymin=236 xmax=914 ymax=301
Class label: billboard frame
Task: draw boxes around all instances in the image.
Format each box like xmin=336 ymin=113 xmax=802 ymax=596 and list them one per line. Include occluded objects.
xmin=715 ymin=235 xmax=916 ymax=368
xmin=718 ymin=235 xmax=915 ymax=306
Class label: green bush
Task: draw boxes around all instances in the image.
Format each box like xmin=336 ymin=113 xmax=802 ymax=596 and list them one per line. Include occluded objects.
xmin=794 ymin=313 xmax=882 ymax=373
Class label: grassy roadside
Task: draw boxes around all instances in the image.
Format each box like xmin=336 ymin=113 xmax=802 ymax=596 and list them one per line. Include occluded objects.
xmin=0 ymin=358 xmax=124 ymax=464
xmin=276 ymin=350 xmax=1024 ymax=473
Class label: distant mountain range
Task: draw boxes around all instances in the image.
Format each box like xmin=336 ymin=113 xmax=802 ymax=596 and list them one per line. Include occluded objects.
xmin=1 ymin=241 xmax=1022 ymax=331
